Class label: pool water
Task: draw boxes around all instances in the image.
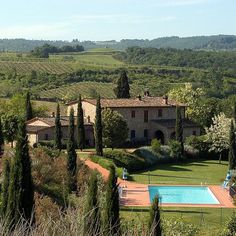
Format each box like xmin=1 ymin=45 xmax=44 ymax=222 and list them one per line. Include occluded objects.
xmin=148 ymin=186 xmax=220 ymax=204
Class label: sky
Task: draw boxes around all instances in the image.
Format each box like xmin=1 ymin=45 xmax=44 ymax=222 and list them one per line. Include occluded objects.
xmin=0 ymin=0 xmax=235 ymax=41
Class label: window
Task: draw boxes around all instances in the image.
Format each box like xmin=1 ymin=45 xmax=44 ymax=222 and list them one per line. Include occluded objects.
xmin=144 ymin=110 xmax=148 ymax=123
xmin=130 ymin=130 xmax=136 ymax=139
xmin=158 ymin=109 xmax=163 ymax=117
xmin=192 ymin=131 xmax=197 ymax=136
xmin=45 ymin=134 xmax=49 ymax=140
xmin=131 ymin=110 xmax=135 ymax=118
xmin=144 ymin=129 xmax=148 ymax=138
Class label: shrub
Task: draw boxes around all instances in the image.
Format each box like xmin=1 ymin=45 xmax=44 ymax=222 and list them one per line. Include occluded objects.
xmin=103 ymin=149 xmax=146 ymax=172
xmin=221 ymin=215 xmax=236 ymax=236
xmin=169 ymin=140 xmax=182 ymax=159
xmin=151 ymin=139 xmax=161 ymax=153
xmin=185 ymin=135 xmax=216 ymax=159
xmin=90 ymin=155 xmax=123 ymax=178
xmin=184 ymin=145 xmax=200 ymax=159
xmin=163 ymin=218 xmax=199 ymax=236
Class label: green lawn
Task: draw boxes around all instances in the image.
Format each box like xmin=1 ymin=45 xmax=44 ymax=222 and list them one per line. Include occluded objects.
xmin=120 ymin=206 xmax=234 ymax=236
xmin=130 ymin=160 xmax=228 ymax=185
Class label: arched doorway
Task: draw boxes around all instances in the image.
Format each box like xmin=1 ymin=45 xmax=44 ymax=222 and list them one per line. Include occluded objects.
xmin=170 ymin=132 xmax=176 ymax=140
xmin=155 ymin=130 xmax=165 ymax=144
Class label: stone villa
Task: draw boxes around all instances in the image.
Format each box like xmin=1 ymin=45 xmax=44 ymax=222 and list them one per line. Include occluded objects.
xmin=26 ymin=95 xmax=200 ymax=146
xmin=67 ymin=95 xmax=200 ymax=145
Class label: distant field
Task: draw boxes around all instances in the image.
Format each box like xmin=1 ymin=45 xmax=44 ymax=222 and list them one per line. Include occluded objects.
xmin=39 ymin=81 xmax=143 ymax=99
xmin=0 ymin=50 xmax=124 ymax=74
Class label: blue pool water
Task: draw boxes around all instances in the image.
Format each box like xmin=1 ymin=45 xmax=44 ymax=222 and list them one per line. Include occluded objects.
xmin=148 ymin=186 xmax=220 ymax=204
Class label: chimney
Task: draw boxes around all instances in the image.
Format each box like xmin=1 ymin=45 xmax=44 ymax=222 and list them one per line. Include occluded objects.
xmin=51 ymin=112 xmax=55 ymax=118
xmin=137 ymin=95 xmax=142 ymax=101
xmin=163 ymin=95 xmax=168 ymax=105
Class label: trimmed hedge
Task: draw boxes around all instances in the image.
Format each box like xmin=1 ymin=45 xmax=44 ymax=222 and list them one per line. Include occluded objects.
xmin=103 ymin=149 xmax=146 ymax=171
xmin=90 ymin=155 xmax=123 ymax=178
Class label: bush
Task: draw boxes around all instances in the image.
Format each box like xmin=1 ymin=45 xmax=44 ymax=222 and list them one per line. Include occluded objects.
xmin=185 ymin=135 xmax=216 ymax=159
xmin=221 ymin=215 xmax=236 ymax=236
xmin=133 ymin=146 xmax=179 ymax=165
xmin=151 ymin=139 xmax=161 ymax=153
xmin=169 ymin=140 xmax=182 ymax=159
xmin=103 ymin=149 xmax=146 ymax=172
xmin=184 ymin=145 xmax=200 ymax=159
xmin=163 ymin=218 xmax=199 ymax=236
xmin=90 ymin=155 xmax=123 ymax=178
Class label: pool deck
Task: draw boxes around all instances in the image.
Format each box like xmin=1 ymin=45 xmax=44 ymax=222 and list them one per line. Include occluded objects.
xmin=85 ymin=160 xmax=235 ymax=208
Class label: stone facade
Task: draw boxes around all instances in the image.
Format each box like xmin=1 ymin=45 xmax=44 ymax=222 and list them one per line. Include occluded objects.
xmin=67 ymin=96 xmax=200 ymax=145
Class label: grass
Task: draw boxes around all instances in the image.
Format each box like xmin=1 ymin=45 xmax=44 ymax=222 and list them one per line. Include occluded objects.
xmin=120 ymin=206 xmax=235 ymax=236
xmin=130 ymin=160 xmax=228 ymax=185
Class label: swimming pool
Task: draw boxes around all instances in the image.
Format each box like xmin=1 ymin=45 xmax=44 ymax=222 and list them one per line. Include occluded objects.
xmin=148 ymin=186 xmax=220 ymax=204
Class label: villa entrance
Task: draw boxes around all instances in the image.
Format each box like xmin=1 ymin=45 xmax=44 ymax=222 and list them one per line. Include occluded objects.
xmin=155 ymin=130 xmax=164 ymax=144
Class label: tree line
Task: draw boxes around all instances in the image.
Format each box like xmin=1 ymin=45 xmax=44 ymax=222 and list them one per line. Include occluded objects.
xmin=30 ymin=43 xmax=84 ymax=58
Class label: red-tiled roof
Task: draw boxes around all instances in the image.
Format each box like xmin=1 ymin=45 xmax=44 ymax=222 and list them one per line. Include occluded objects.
xmin=26 ymin=116 xmax=93 ymax=132
xmin=69 ymin=97 xmax=186 ymax=108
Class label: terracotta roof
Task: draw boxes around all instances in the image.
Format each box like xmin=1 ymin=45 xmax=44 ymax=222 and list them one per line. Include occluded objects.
xmin=151 ymin=119 xmax=200 ymax=128
xmin=75 ymin=97 xmax=186 ymax=108
xmin=26 ymin=126 xmax=51 ymax=133
xmin=26 ymin=116 xmax=93 ymax=129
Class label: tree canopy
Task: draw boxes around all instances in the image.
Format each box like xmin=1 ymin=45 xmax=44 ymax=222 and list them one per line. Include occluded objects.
xmin=102 ymin=108 xmax=128 ymax=148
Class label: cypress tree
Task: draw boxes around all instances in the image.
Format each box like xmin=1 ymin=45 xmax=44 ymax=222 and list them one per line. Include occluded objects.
xmin=67 ymin=108 xmax=77 ymax=193
xmin=1 ymin=158 xmax=11 ymax=217
xmin=233 ymin=102 xmax=236 ymax=123
xmin=77 ymin=94 xmax=85 ymax=151
xmin=175 ymin=106 xmax=184 ymax=155
xmin=7 ymin=121 xmax=34 ymax=225
xmin=95 ymin=96 xmax=103 ymax=156
xmin=149 ymin=196 xmax=162 ymax=236
xmin=84 ymin=172 xmax=101 ymax=235
xmin=25 ymin=91 xmax=33 ymax=121
xmin=114 ymin=70 xmax=130 ymax=98
xmin=228 ymin=120 xmax=236 ymax=170
xmin=0 ymin=118 xmax=4 ymax=153
xmin=54 ymin=103 xmax=62 ymax=150
xmin=104 ymin=165 xmax=120 ymax=235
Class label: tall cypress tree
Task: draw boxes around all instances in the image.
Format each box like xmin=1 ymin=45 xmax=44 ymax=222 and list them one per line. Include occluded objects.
xmin=77 ymin=94 xmax=85 ymax=151
xmin=175 ymin=106 xmax=184 ymax=155
xmin=84 ymin=172 xmax=101 ymax=235
xmin=149 ymin=196 xmax=162 ymax=236
xmin=95 ymin=96 xmax=103 ymax=156
xmin=7 ymin=121 xmax=34 ymax=225
xmin=1 ymin=158 xmax=11 ymax=217
xmin=54 ymin=103 xmax=62 ymax=150
xmin=233 ymin=102 xmax=236 ymax=123
xmin=104 ymin=165 xmax=120 ymax=235
xmin=67 ymin=108 xmax=77 ymax=193
xmin=228 ymin=120 xmax=236 ymax=170
xmin=25 ymin=91 xmax=33 ymax=121
xmin=114 ymin=70 xmax=130 ymax=98
xmin=0 ymin=118 xmax=4 ymax=152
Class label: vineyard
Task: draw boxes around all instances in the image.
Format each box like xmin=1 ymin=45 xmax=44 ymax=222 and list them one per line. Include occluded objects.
xmin=39 ymin=81 xmax=143 ymax=100
xmin=0 ymin=49 xmax=124 ymax=74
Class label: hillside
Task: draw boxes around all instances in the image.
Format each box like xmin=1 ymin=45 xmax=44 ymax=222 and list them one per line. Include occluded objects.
xmin=0 ymin=47 xmax=235 ymax=101
xmin=1 ymin=35 xmax=236 ymax=52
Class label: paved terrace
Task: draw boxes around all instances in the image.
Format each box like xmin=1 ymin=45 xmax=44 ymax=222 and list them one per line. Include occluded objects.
xmin=84 ymin=160 xmax=235 ymax=208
